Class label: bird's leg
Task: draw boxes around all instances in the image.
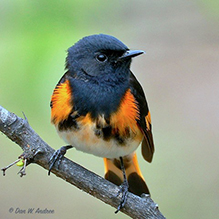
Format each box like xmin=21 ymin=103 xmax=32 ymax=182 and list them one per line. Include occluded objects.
xmin=48 ymin=145 xmax=73 ymax=175
xmin=115 ymin=156 xmax=129 ymax=213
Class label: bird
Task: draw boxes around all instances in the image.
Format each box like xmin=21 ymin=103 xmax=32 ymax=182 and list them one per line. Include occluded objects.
xmin=49 ymin=34 xmax=155 ymax=213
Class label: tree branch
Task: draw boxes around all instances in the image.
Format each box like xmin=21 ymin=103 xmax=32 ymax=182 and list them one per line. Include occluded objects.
xmin=0 ymin=105 xmax=165 ymax=219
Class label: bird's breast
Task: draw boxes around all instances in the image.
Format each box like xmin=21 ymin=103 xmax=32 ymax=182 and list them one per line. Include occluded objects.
xmin=56 ymin=113 xmax=143 ymax=158
xmin=55 ymin=88 xmax=143 ymax=158
xmin=51 ymin=79 xmax=143 ymax=158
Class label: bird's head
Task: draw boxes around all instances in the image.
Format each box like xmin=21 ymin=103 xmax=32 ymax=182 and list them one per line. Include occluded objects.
xmin=66 ymin=34 xmax=144 ymax=83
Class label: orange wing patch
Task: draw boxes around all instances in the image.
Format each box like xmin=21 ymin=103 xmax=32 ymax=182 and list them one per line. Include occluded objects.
xmin=111 ymin=89 xmax=140 ymax=135
xmin=51 ymin=80 xmax=73 ymax=124
xmin=145 ymin=111 xmax=151 ymax=131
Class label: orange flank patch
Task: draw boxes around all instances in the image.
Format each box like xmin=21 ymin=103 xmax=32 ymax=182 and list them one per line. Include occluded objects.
xmin=111 ymin=89 xmax=140 ymax=135
xmin=51 ymin=80 xmax=73 ymax=124
xmin=145 ymin=111 xmax=151 ymax=131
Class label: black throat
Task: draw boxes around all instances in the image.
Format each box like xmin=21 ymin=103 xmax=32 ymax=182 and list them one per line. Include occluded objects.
xmin=69 ymin=76 xmax=129 ymax=119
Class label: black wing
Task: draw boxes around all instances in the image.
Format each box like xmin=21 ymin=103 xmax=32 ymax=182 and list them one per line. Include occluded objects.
xmin=129 ymin=72 xmax=154 ymax=163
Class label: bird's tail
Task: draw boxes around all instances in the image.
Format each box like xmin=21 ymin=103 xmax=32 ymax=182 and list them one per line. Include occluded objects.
xmin=104 ymin=152 xmax=150 ymax=196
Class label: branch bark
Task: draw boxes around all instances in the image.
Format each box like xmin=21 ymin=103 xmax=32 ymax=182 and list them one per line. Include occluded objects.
xmin=0 ymin=105 xmax=165 ymax=219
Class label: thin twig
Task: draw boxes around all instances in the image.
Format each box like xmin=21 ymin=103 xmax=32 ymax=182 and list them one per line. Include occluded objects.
xmin=1 ymin=159 xmax=21 ymax=176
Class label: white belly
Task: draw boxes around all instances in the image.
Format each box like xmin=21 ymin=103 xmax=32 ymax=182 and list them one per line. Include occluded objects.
xmin=56 ymin=124 xmax=143 ymax=159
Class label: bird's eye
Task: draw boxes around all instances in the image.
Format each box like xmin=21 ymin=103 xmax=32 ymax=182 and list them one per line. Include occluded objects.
xmin=96 ymin=53 xmax=108 ymax=62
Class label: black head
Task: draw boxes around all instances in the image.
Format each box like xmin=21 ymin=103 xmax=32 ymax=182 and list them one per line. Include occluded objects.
xmin=66 ymin=34 xmax=144 ymax=84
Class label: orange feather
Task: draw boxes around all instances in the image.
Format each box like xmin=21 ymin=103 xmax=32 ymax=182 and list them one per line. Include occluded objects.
xmin=111 ymin=89 xmax=140 ymax=135
xmin=51 ymin=80 xmax=72 ymax=124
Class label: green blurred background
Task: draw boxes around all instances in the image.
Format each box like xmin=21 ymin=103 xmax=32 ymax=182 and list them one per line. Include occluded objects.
xmin=1 ymin=1 xmax=219 ymax=218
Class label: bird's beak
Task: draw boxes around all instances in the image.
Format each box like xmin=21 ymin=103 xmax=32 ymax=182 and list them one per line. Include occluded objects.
xmin=118 ymin=50 xmax=145 ymax=61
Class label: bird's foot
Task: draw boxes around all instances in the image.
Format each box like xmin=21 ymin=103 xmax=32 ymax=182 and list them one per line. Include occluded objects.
xmin=48 ymin=145 xmax=73 ymax=175
xmin=115 ymin=179 xmax=129 ymax=213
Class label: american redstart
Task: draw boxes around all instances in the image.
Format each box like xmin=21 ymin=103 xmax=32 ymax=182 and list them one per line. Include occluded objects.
xmin=49 ymin=34 xmax=154 ymax=213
